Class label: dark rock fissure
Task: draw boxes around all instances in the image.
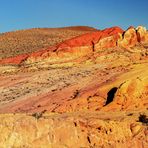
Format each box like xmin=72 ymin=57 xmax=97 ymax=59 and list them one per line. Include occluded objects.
xmin=105 ymin=87 xmax=118 ymax=105
xmin=91 ymin=41 xmax=95 ymax=52
xmin=87 ymin=136 xmax=91 ymax=144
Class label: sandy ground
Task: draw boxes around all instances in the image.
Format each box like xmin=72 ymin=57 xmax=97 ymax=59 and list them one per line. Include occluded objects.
xmin=0 ymin=47 xmax=147 ymax=113
xmin=0 ymin=46 xmax=147 ymax=147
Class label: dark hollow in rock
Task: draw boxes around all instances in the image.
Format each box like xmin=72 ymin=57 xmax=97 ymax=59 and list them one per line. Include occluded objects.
xmin=105 ymin=87 xmax=118 ymax=105
xmin=138 ymin=114 xmax=148 ymax=125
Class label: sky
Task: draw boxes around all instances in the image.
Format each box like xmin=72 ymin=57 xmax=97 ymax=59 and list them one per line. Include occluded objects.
xmin=0 ymin=0 xmax=148 ymax=33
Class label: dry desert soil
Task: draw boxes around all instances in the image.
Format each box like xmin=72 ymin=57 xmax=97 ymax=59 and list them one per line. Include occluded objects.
xmin=0 ymin=26 xmax=147 ymax=148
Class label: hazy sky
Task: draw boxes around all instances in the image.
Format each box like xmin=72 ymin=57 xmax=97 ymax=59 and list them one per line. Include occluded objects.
xmin=0 ymin=0 xmax=148 ymax=33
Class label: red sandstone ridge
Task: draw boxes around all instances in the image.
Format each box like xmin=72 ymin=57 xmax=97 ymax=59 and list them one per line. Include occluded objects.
xmin=0 ymin=26 xmax=147 ymax=65
xmin=0 ymin=26 xmax=148 ymax=148
xmin=0 ymin=54 xmax=29 ymax=65
xmin=52 ymin=26 xmax=123 ymax=58
xmin=56 ymin=26 xmax=123 ymax=48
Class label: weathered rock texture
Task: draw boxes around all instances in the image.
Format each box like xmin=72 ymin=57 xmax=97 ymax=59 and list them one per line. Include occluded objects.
xmin=0 ymin=26 xmax=147 ymax=65
xmin=0 ymin=26 xmax=148 ymax=147
xmin=118 ymin=26 xmax=138 ymax=48
xmin=0 ymin=111 xmax=147 ymax=148
xmin=136 ymin=26 xmax=148 ymax=43
xmin=0 ymin=26 xmax=97 ymax=59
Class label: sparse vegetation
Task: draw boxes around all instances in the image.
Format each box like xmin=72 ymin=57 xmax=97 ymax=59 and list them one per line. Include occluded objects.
xmin=32 ymin=112 xmax=43 ymax=120
xmin=0 ymin=26 xmax=96 ymax=59
xmin=32 ymin=110 xmax=46 ymax=120
xmin=71 ymin=89 xmax=79 ymax=99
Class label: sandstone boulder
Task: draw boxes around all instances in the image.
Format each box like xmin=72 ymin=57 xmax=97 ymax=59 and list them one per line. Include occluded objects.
xmin=118 ymin=26 xmax=138 ymax=48
xmin=103 ymin=76 xmax=148 ymax=111
xmin=136 ymin=26 xmax=148 ymax=43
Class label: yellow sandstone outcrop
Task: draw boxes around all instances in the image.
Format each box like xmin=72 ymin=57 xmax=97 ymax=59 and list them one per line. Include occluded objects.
xmin=0 ymin=112 xmax=147 ymax=148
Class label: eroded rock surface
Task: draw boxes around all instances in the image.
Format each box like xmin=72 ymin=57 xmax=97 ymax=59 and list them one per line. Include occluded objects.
xmin=0 ymin=26 xmax=147 ymax=66
xmin=0 ymin=26 xmax=148 ymax=147
xmin=0 ymin=111 xmax=147 ymax=148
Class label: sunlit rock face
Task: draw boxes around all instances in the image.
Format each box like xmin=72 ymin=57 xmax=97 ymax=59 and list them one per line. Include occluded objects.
xmin=0 ymin=26 xmax=148 ymax=66
xmin=0 ymin=25 xmax=148 ymax=147
xmin=136 ymin=26 xmax=148 ymax=43
xmin=0 ymin=113 xmax=147 ymax=148
xmin=118 ymin=26 xmax=138 ymax=48
xmin=118 ymin=26 xmax=148 ymax=48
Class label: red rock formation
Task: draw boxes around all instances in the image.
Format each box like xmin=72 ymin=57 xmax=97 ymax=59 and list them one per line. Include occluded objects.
xmin=118 ymin=26 xmax=148 ymax=48
xmin=0 ymin=26 xmax=147 ymax=65
xmin=118 ymin=26 xmax=138 ymax=48
xmin=0 ymin=26 xmax=148 ymax=148
xmin=0 ymin=27 xmax=123 ymax=65
xmin=136 ymin=26 xmax=148 ymax=43
xmin=50 ymin=27 xmax=123 ymax=58
xmin=57 ymin=26 xmax=123 ymax=48
xmin=0 ymin=54 xmax=29 ymax=65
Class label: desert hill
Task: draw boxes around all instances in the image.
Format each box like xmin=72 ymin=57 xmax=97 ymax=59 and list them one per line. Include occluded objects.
xmin=0 ymin=26 xmax=97 ymax=59
xmin=0 ymin=25 xmax=147 ymax=147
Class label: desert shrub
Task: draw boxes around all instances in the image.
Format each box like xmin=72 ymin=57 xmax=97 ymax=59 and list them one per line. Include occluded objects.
xmin=32 ymin=112 xmax=43 ymax=120
xmin=32 ymin=110 xmax=46 ymax=120
xmin=0 ymin=27 xmax=96 ymax=59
